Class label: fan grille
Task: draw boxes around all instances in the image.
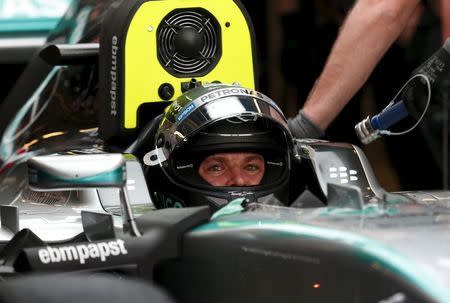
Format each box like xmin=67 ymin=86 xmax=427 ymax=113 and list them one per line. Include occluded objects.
xmin=157 ymin=9 xmax=221 ymax=77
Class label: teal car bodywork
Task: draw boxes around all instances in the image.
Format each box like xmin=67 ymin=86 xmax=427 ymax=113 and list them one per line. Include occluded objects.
xmin=186 ymin=199 xmax=450 ymax=303
xmin=0 ymin=0 xmax=72 ymax=35
xmin=0 ymin=0 xmax=75 ymax=63
xmin=0 ymin=0 xmax=74 ymax=37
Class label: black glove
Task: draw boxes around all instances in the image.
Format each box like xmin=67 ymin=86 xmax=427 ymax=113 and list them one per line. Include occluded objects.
xmin=288 ymin=110 xmax=325 ymax=139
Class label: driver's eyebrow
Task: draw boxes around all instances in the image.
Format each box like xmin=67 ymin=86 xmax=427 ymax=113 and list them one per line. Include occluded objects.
xmin=203 ymin=154 xmax=264 ymax=164
xmin=205 ymin=155 xmax=227 ymax=162
xmin=244 ymin=155 xmax=263 ymax=161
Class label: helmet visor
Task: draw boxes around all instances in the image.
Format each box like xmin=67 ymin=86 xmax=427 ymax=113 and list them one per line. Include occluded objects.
xmin=158 ymin=92 xmax=290 ymax=161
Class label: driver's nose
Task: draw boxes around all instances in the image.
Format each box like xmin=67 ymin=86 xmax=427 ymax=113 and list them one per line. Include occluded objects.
xmin=227 ymin=168 xmax=246 ymax=186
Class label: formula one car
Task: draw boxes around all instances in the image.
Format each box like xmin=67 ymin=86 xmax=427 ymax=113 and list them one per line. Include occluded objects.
xmin=3 ymin=141 xmax=449 ymax=303
xmin=0 ymin=1 xmax=449 ymax=303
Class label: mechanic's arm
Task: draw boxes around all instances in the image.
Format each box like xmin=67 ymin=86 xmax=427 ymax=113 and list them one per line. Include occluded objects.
xmin=276 ymin=0 xmax=299 ymax=13
xmin=289 ymin=0 xmax=420 ymax=138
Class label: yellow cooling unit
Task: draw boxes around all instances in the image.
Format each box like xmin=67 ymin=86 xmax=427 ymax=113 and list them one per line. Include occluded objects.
xmin=99 ymin=0 xmax=257 ymax=143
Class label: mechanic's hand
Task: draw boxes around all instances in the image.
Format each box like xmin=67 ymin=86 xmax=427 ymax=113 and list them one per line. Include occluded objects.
xmin=288 ymin=109 xmax=325 ymax=139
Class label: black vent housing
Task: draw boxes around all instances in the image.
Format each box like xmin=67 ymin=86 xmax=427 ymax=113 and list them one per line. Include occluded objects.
xmin=157 ymin=8 xmax=222 ymax=77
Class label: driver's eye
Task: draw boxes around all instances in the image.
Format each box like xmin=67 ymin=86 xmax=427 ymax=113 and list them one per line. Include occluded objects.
xmin=207 ymin=164 xmax=224 ymax=172
xmin=246 ymin=164 xmax=259 ymax=171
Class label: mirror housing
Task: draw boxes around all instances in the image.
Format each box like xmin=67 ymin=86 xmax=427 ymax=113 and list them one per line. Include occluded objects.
xmin=27 ymin=154 xmax=141 ymax=236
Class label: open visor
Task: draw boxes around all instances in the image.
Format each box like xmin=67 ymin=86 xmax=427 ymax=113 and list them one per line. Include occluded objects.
xmin=169 ymin=148 xmax=289 ymax=189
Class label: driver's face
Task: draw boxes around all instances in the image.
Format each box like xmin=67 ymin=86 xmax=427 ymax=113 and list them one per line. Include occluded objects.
xmin=198 ymin=152 xmax=265 ymax=187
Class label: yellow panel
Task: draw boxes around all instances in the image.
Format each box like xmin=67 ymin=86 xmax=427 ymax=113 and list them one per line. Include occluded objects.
xmin=124 ymin=0 xmax=255 ymax=129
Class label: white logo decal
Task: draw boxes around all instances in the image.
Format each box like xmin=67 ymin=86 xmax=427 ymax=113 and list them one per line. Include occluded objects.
xmin=267 ymin=161 xmax=283 ymax=167
xmin=38 ymin=239 xmax=128 ymax=265
xmin=176 ymin=164 xmax=194 ymax=169
xmin=329 ymin=167 xmax=358 ymax=184
xmin=110 ymin=36 xmax=118 ymax=116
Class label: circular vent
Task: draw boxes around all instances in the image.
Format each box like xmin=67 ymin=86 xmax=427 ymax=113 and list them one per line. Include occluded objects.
xmin=157 ymin=9 xmax=222 ymax=77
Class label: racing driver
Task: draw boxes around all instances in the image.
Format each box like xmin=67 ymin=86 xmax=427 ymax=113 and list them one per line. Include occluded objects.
xmin=143 ymin=84 xmax=302 ymax=211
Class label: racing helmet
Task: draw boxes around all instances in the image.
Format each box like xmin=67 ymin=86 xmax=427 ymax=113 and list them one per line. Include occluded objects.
xmin=143 ymin=84 xmax=296 ymax=210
